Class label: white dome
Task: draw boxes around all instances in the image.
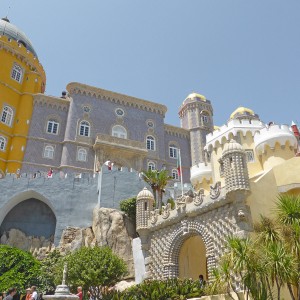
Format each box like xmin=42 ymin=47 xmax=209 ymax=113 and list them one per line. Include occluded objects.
xmin=137 ymin=187 xmax=154 ymax=200
xmin=222 ymin=139 xmax=243 ymax=156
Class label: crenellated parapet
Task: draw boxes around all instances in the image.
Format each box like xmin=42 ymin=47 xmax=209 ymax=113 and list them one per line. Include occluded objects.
xmin=67 ymin=82 xmax=167 ymax=116
xmin=205 ymin=119 xmax=265 ymax=152
xmin=190 ymin=162 xmax=212 ymax=185
xmin=254 ymin=124 xmax=297 ymax=155
xmin=0 ymin=35 xmax=45 ymax=80
xmin=33 ymin=94 xmax=70 ymax=111
xmin=164 ymin=124 xmax=189 ymax=139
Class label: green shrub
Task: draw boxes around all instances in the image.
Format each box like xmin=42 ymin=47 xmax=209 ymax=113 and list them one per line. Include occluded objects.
xmin=120 ymin=197 xmax=136 ymax=225
xmin=102 ymin=278 xmax=205 ymax=300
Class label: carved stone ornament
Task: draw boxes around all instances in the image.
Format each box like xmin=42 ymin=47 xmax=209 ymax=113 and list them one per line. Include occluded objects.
xmin=237 ymin=209 xmax=247 ymax=221
xmin=175 ymin=195 xmax=186 ymax=209
xmin=193 ymin=189 xmax=204 ymax=206
xmin=161 ymin=203 xmax=171 ymax=219
xmin=181 ymin=220 xmax=189 ymax=235
xmin=150 ymin=209 xmax=159 ymax=224
xmin=210 ymin=181 xmax=221 ymax=200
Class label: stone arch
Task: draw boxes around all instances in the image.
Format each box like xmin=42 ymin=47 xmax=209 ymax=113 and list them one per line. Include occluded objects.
xmin=163 ymin=220 xmax=215 ymax=280
xmin=0 ymin=190 xmax=56 ymax=239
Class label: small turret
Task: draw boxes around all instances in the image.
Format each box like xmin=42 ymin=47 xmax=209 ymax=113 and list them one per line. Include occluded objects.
xmin=221 ymin=140 xmax=250 ymax=194
xmin=136 ymin=187 xmax=154 ymax=231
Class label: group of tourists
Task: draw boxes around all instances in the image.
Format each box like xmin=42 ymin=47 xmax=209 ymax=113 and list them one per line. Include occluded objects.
xmin=1 ymin=287 xmax=38 ymax=300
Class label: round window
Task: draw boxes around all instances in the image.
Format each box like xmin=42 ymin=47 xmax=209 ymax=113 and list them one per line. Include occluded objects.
xmin=147 ymin=121 xmax=154 ymax=128
xmin=115 ymin=108 xmax=124 ymax=116
xmin=83 ymin=106 xmax=90 ymax=113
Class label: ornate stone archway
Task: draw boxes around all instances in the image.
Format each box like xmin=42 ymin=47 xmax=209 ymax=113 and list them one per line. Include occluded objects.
xmin=163 ymin=220 xmax=216 ymax=280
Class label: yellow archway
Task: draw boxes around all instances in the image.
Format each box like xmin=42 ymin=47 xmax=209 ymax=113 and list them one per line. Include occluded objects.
xmin=178 ymin=235 xmax=207 ymax=280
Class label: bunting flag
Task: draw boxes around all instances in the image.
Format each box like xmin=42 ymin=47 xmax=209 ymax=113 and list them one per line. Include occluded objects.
xmin=104 ymin=160 xmax=113 ymax=170
xmin=177 ymin=150 xmax=182 ymax=177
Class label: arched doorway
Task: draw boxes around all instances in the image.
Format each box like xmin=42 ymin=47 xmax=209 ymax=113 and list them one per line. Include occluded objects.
xmin=178 ymin=235 xmax=207 ymax=280
xmin=0 ymin=198 xmax=56 ymax=240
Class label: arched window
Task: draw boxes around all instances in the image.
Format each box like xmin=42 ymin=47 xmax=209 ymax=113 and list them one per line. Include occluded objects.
xmin=77 ymin=148 xmax=87 ymax=162
xmin=44 ymin=145 xmax=54 ymax=159
xmin=47 ymin=119 xmax=59 ymax=134
xmin=0 ymin=136 xmax=7 ymax=151
xmin=11 ymin=63 xmax=23 ymax=83
xmin=112 ymin=125 xmax=127 ymax=139
xmin=146 ymin=136 xmax=155 ymax=151
xmin=200 ymin=111 xmax=210 ymax=124
xmin=169 ymin=144 xmax=178 ymax=158
xmin=1 ymin=106 xmax=13 ymax=126
xmin=148 ymin=161 xmax=156 ymax=171
xmin=79 ymin=121 xmax=90 ymax=137
xmin=172 ymin=169 xmax=179 ymax=180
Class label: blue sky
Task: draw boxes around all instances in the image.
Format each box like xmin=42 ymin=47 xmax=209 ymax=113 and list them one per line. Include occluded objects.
xmin=2 ymin=0 xmax=300 ymax=127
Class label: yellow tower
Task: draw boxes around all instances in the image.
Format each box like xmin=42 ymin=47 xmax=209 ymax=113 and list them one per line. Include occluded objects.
xmin=0 ymin=17 xmax=46 ymax=175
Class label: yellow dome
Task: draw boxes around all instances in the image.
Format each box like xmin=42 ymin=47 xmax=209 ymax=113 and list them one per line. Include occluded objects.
xmin=214 ymin=125 xmax=220 ymax=130
xmin=230 ymin=107 xmax=255 ymax=120
xmin=183 ymin=92 xmax=206 ymax=105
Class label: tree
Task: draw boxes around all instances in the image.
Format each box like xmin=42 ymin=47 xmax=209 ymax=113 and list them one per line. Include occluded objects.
xmin=120 ymin=197 xmax=136 ymax=227
xmin=0 ymin=245 xmax=41 ymax=292
xmin=214 ymin=194 xmax=300 ymax=300
xmin=55 ymin=246 xmax=127 ymax=300
xmin=38 ymin=249 xmax=62 ymax=294
xmin=140 ymin=169 xmax=172 ymax=210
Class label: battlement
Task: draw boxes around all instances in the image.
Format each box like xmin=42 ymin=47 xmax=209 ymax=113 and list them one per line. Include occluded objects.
xmin=190 ymin=163 xmax=212 ymax=185
xmin=34 ymin=94 xmax=70 ymax=111
xmin=205 ymin=118 xmax=265 ymax=150
xmin=0 ymin=35 xmax=45 ymax=76
xmin=254 ymin=124 xmax=297 ymax=155
xmin=0 ymin=171 xmax=97 ymax=188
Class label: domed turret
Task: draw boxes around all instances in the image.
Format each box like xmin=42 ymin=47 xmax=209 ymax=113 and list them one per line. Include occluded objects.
xmin=0 ymin=17 xmax=38 ymax=57
xmin=179 ymin=92 xmax=214 ymax=166
xmin=230 ymin=107 xmax=259 ymax=121
xmin=0 ymin=17 xmax=45 ymax=174
xmin=182 ymin=93 xmax=207 ymax=105
xmin=221 ymin=140 xmax=250 ymax=194
xmin=136 ymin=187 xmax=154 ymax=230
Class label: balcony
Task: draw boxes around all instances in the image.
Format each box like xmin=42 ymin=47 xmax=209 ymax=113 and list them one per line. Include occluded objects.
xmin=93 ymin=133 xmax=148 ymax=155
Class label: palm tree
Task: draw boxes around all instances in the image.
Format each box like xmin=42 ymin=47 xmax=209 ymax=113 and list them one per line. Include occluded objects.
xmin=140 ymin=169 xmax=172 ymax=210
xmin=275 ymin=194 xmax=300 ymax=300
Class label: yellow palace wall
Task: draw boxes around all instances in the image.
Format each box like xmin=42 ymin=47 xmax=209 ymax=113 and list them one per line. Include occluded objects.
xmin=0 ymin=35 xmax=45 ymax=174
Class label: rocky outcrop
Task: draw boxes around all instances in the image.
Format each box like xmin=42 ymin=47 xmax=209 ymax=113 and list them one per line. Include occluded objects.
xmin=0 ymin=207 xmax=136 ymax=277
xmin=0 ymin=228 xmax=55 ymax=259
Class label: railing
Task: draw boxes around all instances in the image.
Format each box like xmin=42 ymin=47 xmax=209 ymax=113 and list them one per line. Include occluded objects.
xmin=94 ymin=133 xmax=147 ymax=152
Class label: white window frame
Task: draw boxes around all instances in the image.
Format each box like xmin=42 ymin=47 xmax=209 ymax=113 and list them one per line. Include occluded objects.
xmin=11 ymin=63 xmax=23 ymax=83
xmin=1 ymin=106 xmax=13 ymax=127
xmin=112 ymin=125 xmax=127 ymax=139
xmin=169 ymin=145 xmax=178 ymax=159
xmin=172 ymin=169 xmax=179 ymax=180
xmin=77 ymin=148 xmax=88 ymax=162
xmin=0 ymin=136 xmax=7 ymax=151
xmin=146 ymin=136 xmax=155 ymax=151
xmin=245 ymin=149 xmax=255 ymax=163
xmin=148 ymin=161 xmax=156 ymax=171
xmin=79 ymin=121 xmax=90 ymax=137
xmin=43 ymin=145 xmax=55 ymax=159
xmin=47 ymin=120 xmax=59 ymax=135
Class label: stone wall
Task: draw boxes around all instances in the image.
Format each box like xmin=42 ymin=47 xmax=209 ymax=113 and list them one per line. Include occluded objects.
xmin=0 ymin=172 xmax=98 ymax=245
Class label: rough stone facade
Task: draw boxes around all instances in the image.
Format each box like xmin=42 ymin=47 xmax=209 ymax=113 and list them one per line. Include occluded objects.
xmin=21 ymin=83 xmax=192 ymax=183
xmin=136 ymin=139 xmax=252 ymax=281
